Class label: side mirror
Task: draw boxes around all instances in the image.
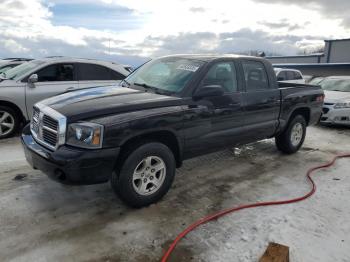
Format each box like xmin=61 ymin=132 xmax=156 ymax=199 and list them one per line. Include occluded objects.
xmin=193 ymin=85 xmax=224 ymax=100
xmin=28 ymin=74 xmax=38 ymax=84
xmin=277 ymin=76 xmax=284 ymax=81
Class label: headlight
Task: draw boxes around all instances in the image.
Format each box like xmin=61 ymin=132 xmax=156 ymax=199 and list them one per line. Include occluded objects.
xmin=334 ymin=102 xmax=350 ymax=109
xmin=66 ymin=122 xmax=103 ymax=149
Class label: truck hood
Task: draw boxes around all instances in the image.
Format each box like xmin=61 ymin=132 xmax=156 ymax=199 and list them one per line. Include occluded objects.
xmin=324 ymin=90 xmax=350 ymax=103
xmin=40 ymin=85 xmax=182 ymax=122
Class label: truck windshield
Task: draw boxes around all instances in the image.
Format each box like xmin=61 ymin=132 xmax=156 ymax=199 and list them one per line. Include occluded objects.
xmin=125 ymin=57 xmax=205 ymax=94
xmin=3 ymin=60 xmax=44 ymax=80
xmin=319 ymin=78 xmax=350 ymax=92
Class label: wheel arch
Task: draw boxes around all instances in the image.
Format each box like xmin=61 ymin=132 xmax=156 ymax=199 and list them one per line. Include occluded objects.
xmin=0 ymin=100 xmax=26 ymax=123
xmin=117 ymin=129 xmax=183 ymax=168
xmin=289 ymin=107 xmax=310 ymax=126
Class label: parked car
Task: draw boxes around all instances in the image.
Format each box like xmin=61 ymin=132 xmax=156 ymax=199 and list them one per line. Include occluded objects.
xmin=274 ymin=68 xmax=305 ymax=84
xmin=22 ymin=55 xmax=324 ymax=207
xmin=0 ymin=58 xmax=32 ymax=75
xmin=319 ymin=76 xmax=350 ymax=126
xmin=0 ymin=57 xmax=130 ymax=138
xmin=309 ymin=76 xmax=325 ymax=85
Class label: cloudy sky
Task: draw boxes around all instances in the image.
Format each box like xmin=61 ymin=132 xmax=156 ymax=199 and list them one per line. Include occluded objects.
xmin=0 ymin=0 xmax=349 ymax=66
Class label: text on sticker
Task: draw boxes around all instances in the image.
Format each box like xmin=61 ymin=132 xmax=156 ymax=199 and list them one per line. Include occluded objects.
xmin=176 ymin=64 xmax=199 ymax=72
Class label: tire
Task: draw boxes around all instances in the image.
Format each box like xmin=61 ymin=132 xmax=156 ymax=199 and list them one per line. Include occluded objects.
xmin=275 ymin=115 xmax=307 ymax=154
xmin=0 ymin=106 xmax=20 ymax=139
xmin=111 ymin=142 xmax=176 ymax=208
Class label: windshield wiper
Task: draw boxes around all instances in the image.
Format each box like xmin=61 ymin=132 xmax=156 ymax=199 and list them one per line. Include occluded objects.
xmin=133 ymin=82 xmax=173 ymax=95
xmin=121 ymin=79 xmax=131 ymax=87
xmin=134 ymin=82 xmax=157 ymax=90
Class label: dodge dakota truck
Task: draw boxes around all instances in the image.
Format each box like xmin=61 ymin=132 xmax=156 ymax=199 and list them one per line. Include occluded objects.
xmin=22 ymin=55 xmax=324 ymax=207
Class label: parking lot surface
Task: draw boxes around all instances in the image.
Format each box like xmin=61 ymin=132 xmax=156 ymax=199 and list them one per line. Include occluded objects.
xmin=1 ymin=125 xmax=350 ymax=262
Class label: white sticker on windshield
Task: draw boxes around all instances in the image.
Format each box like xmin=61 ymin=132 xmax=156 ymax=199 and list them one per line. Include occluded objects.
xmin=176 ymin=64 xmax=199 ymax=72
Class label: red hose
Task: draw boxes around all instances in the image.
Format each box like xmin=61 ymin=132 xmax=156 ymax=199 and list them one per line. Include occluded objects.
xmin=161 ymin=153 xmax=350 ymax=262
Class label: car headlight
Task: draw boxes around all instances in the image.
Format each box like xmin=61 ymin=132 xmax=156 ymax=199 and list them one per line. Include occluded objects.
xmin=334 ymin=102 xmax=350 ymax=109
xmin=66 ymin=122 xmax=103 ymax=149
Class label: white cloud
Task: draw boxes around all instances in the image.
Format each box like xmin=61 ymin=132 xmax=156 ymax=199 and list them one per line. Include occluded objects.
xmin=0 ymin=0 xmax=349 ymax=64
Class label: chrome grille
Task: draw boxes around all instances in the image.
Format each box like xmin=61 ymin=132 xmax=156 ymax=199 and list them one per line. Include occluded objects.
xmin=31 ymin=107 xmax=40 ymax=134
xmin=43 ymin=115 xmax=58 ymax=131
xmin=30 ymin=104 xmax=66 ymax=151
xmin=42 ymin=128 xmax=58 ymax=147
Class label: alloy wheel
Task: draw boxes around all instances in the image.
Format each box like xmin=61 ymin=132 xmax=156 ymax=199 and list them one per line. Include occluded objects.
xmin=132 ymin=156 xmax=166 ymax=196
xmin=0 ymin=111 xmax=15 ymax=137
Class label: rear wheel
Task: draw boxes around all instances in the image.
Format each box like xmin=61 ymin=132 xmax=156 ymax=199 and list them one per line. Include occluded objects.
xmin=111 ymin=142 xmax=176 ymax=208
xmin=0 ymin=106 xmax=19 ymax=139
xmin=275 ymin=115 xmax=307 ymax=154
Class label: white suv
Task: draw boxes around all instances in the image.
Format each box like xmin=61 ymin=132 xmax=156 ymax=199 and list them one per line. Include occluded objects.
xmin=0 ymin=57 xmax=130 ymax=138
xmin=274 ymin=68 xmax=305 ymax=84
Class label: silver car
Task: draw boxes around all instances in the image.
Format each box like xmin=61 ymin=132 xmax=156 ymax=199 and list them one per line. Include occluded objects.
xmin=0 ymin=57 xmax=129 ymax=138
xmin=319 ymin=76 xmax=350 ymax=126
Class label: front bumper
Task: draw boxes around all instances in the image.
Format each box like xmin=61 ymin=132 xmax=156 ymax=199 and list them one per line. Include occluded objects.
xmin=321 ymin=104 xmax=350 ymax=126
xmin=21 ymin=124 xmax=120 ymax=185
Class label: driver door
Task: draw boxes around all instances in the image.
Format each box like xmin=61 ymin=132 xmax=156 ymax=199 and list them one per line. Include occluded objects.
xmin=25 ymin=63 xmax=78 ymax=118
xmin=183 ymin=61 xmax=245 ymax=158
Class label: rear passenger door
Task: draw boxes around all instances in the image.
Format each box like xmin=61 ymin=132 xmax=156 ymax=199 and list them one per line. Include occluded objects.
xmin=240 ymin=60 xmax=280 ymax=141
xmin=77 ymin=63 xmax=125 ymax=89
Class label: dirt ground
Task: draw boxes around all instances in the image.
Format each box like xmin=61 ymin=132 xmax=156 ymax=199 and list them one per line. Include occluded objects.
xmin=0 ymin=125 xmax=349 ymax=262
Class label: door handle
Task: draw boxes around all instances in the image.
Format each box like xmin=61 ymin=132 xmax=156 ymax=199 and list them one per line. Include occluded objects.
xmin=66 ymin=87 xmax=75 ymax=91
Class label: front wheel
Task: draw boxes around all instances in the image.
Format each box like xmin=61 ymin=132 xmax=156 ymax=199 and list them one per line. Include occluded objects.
xmin=275 ymin=115 xmax=307 ymax=154
xmin=111 ymin=142 xmax=176 ymax=208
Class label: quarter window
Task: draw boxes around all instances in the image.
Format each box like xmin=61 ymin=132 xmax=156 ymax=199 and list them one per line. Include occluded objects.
xmin=242 ymin=61 xmax=269 ymax=91
xmin=202 ymin=62 xmax=238 ymax=92
xmin=36 ymin=64 xmax=74 ymax=82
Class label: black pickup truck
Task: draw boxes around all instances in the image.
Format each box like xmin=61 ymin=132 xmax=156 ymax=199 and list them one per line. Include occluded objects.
xmin=22 ymin=55 xmax=324 ymax=207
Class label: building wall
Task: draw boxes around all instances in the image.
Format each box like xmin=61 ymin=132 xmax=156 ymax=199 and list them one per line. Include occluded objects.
xmin=327 ymin=39 xmax=350 ymax=63
xmin=267 ymin=55 xmax=320 ymax=64
xmin=267 ymin=38 xmax=350 ymax=64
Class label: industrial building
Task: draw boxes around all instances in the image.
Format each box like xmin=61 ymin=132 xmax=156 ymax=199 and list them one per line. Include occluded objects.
xmin=267 ymin=38 xmax=350 ymax=77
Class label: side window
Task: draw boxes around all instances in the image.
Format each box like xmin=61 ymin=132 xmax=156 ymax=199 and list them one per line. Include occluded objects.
xmin=286 ymin=71 xmax=295 ymax=80
xmin=36 ymin=64 xmax=74 ymax=82
xmin=277 ymin=71 xmax=287 ymax=81
xmin=202 ymin=62 xmax=238 ymax=92
xmin=110 ymin=70 xmax=125 ymax=80
xmin=294 ymin=71 xmax=302 ymax=80
xmin=242 ymin=61 xmax=269 ymax=91
xmin=78 ymin=63 xmax=113 ymax=81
